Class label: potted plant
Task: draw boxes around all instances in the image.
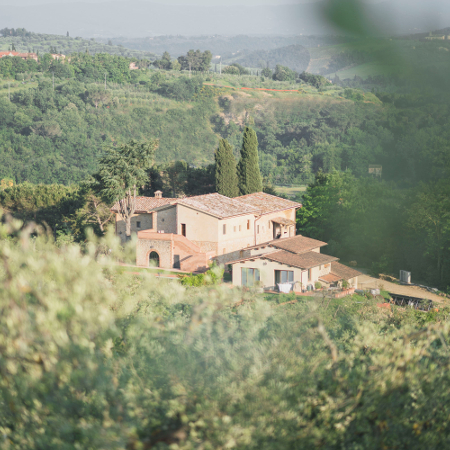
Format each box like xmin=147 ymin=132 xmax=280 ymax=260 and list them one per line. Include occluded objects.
xmin=315 ymin=281 xmax=322 ymax=291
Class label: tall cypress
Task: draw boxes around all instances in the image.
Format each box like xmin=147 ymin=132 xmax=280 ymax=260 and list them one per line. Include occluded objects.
xmin=237 ymin=126 xmax=263 ymax=195
xmin=215 ymin=139 xmax=239 ymax=197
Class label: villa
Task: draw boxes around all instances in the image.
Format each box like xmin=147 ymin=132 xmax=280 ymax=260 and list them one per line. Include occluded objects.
xmin=111 ymin=191 xmax=360 ymax=291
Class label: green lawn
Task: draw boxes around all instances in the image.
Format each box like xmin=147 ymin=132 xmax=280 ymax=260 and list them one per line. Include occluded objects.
xmin=275 ymin=185 xmax=306 ymax=199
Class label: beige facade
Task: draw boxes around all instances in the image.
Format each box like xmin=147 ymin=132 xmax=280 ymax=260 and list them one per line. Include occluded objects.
xmin=255 ymin=209 xmax=296 ymax=244
xmin=231 ymin=259 xmax=332 ymax=291
xmin=113 ymin=192 xmax=302 ymax=272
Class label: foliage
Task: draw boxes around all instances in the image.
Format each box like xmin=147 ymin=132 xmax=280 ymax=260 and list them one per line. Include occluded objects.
xmin=179 ymin=265 xmax=224 ymax=287
xmin=272 ymin=64 xmax=297 ymax=82
xmin=159 ymin=76 xmax=203 ymax=101
xmin=2 ymin=219 xmax=450 ymax=448
xmin=237 ymin=126 xmax=263 ymax=195
xmin=177 ymin=49 xmax=212 ymax=72
xmin=299 ymin=71 xmax=332 ymax=89
xmin=97 ymin=139 xmax=158 ymax=238
xmin=215 ymin=139 xmax=239 ymax=198
xmin=231 ymin=44 xmax=310 ymax=73
xmin=223 ymin=63 xmax=249 ymax=76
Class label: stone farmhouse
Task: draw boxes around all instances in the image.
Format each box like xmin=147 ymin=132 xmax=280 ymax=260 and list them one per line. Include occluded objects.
xmin=112 ymin=191 xmax=361 ymax=291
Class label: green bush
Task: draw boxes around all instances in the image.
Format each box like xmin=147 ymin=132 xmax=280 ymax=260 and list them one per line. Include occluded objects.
xmin=1 ymin=218 xmax=450 ymax=448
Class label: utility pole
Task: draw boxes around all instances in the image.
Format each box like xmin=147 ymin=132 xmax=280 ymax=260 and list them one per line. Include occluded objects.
xmin=104 ymin=73 xmax=107 ymax=91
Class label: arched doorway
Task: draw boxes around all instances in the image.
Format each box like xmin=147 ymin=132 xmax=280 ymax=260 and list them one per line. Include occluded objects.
xmin=149 ymin=251 xmax=160 ymax=268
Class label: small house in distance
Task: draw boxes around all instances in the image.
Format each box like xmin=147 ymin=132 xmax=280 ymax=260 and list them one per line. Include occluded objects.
xmin=368 ymin=165 xmax=382 ymax=177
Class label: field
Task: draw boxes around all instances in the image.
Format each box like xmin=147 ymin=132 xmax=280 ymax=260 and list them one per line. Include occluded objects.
xmin=275 ymin=185 xmax=306 ymax=199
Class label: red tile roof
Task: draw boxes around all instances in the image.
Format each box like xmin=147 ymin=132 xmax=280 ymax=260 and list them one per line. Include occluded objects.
xmin=319 ymin=273 xmax=342 ymax=284
xmin=111 ymin=196 xmax=177 ymax=213
xmin=236 ymin=192 xmax=302 ymax=214
xmin=262 ymin=250 xmax=338 ymax=269
xmin=269 ymin=235 xmax=327 ymax=254
xmin=330 ymin=262 xmax=362 ymax=280
xmin=248 ymin=235 xmax=327 ymax=254
xmin=229 ymin=250 xmax=338 ymax=270
xmin=179 ymin=193 xmax=259 ymax=218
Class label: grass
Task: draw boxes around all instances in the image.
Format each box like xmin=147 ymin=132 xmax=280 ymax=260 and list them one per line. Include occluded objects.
xmin=115 ymin=265 xmax=190 ymax=276
xmin=275 ymin=185 xmax=307 ymax=199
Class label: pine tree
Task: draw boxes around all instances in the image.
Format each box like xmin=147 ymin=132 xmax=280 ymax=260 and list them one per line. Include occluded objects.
xmin=215 ymin=139 xmax=239 ymax=197
xmin=237 ymin=127 xmax=263 ymax=195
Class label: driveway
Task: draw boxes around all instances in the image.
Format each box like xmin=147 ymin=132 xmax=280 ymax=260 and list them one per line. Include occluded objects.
xmin=358 ymin=274 xmax=446 ymax=304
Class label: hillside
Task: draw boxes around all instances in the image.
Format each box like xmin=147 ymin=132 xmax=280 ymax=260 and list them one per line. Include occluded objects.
xmin=0 ymin=28 xmax=156 ymax=60
xmin=223 ymin=44 xmax=311 ymax=73
xmin=308 ymin=38 xmax=450 ymax=81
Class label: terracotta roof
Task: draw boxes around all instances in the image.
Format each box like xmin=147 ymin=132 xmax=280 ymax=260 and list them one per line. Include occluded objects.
xmin=228 ymin=250 xmax=338 ymax=270
xmin=271 ymin=217 xmax=296 ymax=226
xmin=179 ymin=193 xmax=259 ymax=218
xmin=262 ymin=251 xmax=338 ymax=269
xmin=111 ymin=196 xmax=177 ymax=213
xmin=319 ymin=273 xmax=342 ymax=284
xmin=237 ymin=192 xmax=302 ymax=214
xmin=330 ymin=262 xmax=362 ymax=280
xmin=269 ymin=235 xmax=327 ymax=254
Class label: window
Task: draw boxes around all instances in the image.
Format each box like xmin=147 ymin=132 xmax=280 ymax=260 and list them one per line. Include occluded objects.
xmin=239 ymin=225 xmax=241 ymax=232
xmin=181 ymin=224 xmax=186 ymax=237
xmin=275 ymin=270 xmax=294 ymax=285
xmin=308 ymin=269 xmax=312 ymax=282
xmin=234 ymin=226 xmax=236 ymax=232
xmin=242 ymin=268 xmax=260 ymax=287
xmin=223 ymin=224 xmax=226 ymax=235
xmin=257 ymin=225 xmax=260 ymax=234
xmin=247 ymin=220 xmax=250 ymax=230
xmin=136 ymin=221 xmax=141 ymax=228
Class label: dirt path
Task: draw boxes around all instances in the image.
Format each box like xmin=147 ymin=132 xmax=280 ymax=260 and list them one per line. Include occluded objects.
xmin=358 ymin=274 xmax=446 ymax=304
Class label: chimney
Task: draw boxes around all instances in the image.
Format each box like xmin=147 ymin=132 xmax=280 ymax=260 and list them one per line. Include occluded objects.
xmin=154 ymin=190 xmax=162 ymax=198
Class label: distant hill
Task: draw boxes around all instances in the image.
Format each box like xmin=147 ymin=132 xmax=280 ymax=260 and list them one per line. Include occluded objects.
xmin=103 ymin=35 xmax=352 ymax=60
xmin=0 ymin=28 xmax=156 ymax=59
xmin=1 ymin=0 xmax=449 ymax=39
xmin=224 ymin=45 xmax=311 ymax=73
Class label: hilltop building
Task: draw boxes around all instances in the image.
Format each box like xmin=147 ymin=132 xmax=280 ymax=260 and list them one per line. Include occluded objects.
xmin=0 ymin=51 xmax=38 ymax=62
xmin=111 ymin=191 xmax=360 ymax=291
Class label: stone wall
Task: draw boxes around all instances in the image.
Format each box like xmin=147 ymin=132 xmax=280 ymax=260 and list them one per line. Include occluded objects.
xmin=116 ymin=212 xmax=154 ymax=243
xmin=136 ymin=238 xmax=173 ymax=269
xmin=156 ymin=206 xmax=177 ymax=234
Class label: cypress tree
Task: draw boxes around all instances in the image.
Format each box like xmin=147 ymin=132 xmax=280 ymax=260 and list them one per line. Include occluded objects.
xmin=215 ymin=139 xmax=239 ymax=197
xmin=237 ymin=126 xmax=263 ymax=195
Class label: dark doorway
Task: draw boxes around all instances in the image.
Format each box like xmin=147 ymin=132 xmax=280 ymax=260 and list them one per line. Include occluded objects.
xmin=149 ymin=251 xmax=160 ymax=267
xmin=173 ymin=254 xmax=180 ymax=269
xmin=181 ymin=224 xmax=186 ymax=237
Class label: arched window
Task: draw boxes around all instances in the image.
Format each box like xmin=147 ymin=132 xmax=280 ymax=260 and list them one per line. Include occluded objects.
xmin=149 ymin=251 xmax=160 ymax=268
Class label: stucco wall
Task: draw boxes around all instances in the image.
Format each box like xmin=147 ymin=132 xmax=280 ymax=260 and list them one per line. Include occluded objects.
xmin=116 ymin=212 xmax=154 ymax=243
xmin=231 ymin=258 xmax=328 ymax=290
xmin=176 ymin=205 xmax=219 ymax=242
xmin=255 ymin=209 xmax=297 ymax=244
xmin=136 ymin=238 xmax=173 ymax=269
xmin=232 ymin=259 xmax=304 ymax=291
